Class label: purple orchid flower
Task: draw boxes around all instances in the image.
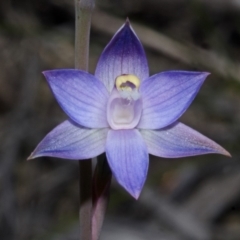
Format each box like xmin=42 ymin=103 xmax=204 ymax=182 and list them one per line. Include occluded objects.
xmin=29 ymin=21 xmax=230 ymax=199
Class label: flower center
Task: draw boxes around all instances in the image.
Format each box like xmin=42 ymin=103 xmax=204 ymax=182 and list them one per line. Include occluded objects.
xmin=115 ymin=74 xmax=140 ymax=101
xmin=107 ymin=74 xmax=142 ymax=130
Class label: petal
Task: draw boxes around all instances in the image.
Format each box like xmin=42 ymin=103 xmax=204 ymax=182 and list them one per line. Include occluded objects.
xmin=95 ymin=21 xmax=149 ymax=93
xmin=43 ymin=69 xmax=109 ymax=128
xmin=28 ymin=120 xmax=108 ymax=160
xmin=140 ymin=122 xmax=230 ymax=158
xmin=106 ymin=129 xmax=149 ymax=199
xmin=138 ymin=71 xmax=209 ymax=129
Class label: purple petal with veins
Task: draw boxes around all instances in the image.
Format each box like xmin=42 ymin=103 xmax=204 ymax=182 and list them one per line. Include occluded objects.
xmin=29 ymin=120 xmax=108 ymax=160
xmin=106 ymin=129 xmax=149 ymax=199
xmin=138 ymin=71 xmax=209 ymax=129
xmin=95 ymin=21 xmax=149 ymax=92
xmin=44 ymin=69 xmax=109 ymax=129
xmin=140 ymin=122 xmax=230 ymax=158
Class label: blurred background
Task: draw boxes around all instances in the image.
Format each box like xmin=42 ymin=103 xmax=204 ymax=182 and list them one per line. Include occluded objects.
xmin=0 ymin=0 xmax=239 ymax=239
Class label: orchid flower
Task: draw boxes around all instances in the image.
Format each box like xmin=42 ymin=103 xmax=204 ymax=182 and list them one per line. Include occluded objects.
xmin=29 ymin=21 xmax=229 ymax=199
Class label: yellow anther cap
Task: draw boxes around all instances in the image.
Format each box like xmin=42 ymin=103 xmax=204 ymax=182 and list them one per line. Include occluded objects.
xmin=116 ymin=74 xmax=140 ymax=91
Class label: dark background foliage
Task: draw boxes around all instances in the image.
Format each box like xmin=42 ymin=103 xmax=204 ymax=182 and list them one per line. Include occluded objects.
xmin=0 ymin=0 xmax=239 ymax=239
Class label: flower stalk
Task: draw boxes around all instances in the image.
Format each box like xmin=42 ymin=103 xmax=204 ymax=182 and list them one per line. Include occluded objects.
xmin=75 ymin=0 xmax=95 ymax=70
xmin=74 ymin=0 xmax=95 ymax=239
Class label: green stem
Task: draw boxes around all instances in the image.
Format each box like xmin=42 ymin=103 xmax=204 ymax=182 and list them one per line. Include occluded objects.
xmin=74 ymin=0 xmax=95 ymax=239
xmin=75 ymin=0 xmax=95 ymax=70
